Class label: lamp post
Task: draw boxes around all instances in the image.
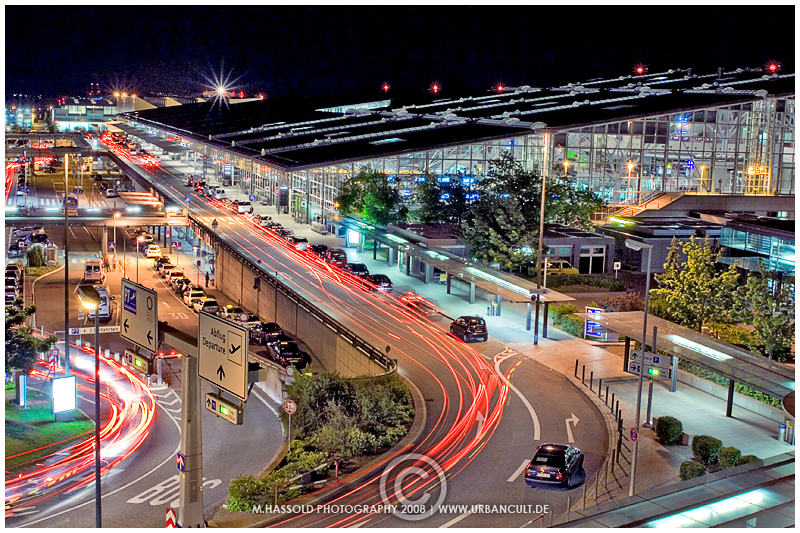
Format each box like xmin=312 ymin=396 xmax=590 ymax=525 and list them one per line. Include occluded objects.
xmin=136 ymin=235 xmax=144 ymax=283
xmin=627 ymin=161 xmax=635 ymax=203
xmin=76 ymin=286 xmax=103 ymax=528
xmin=534 ymin=133 xmax=550 ymax=345
xmin=625 ymin=238 xmax=653 ymax=497
xmin=113 ymin=213 xmax=120 ymax=263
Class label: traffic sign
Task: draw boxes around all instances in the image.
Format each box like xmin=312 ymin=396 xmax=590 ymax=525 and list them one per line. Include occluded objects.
xmin=205 ymin=392 xmax=243 ymax=424
xmin=108 ymin=242 xmax=115 ymax=250
xmin=630 ymin=350 xmax=671 ymax=369
xmin=630 ymin=427 xmax=638 ymax=442
xmin=249 ymin=194 xmax=256 ymax=202
xmin=166 ymin=508 xmax=177 ymax=528
xmin=198 ymin=312 xmax=248 ymax=400
xmin=627 ymin=362 xmax=672 ymax=380
xmin=176 ymin=452 xmax=185 ymax=473
xmin=120 ymin=278 xmax=158 ymax=352
xmin=124 ymin=349 xmax=154 ymax=374
xmin=184 ymin=196 xmax=191 ymax=203
xmin=283 ymin=399 xmax=297 ymax=415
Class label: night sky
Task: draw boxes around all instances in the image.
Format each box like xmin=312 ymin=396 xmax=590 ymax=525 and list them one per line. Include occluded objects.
xmin=5 ymin=6 xmax=794 ymax=99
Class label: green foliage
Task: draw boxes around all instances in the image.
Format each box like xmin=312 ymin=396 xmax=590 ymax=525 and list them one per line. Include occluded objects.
xmin=679 ymin=460 xmax=707 ymax=481
xmin=546 ymin=274 xmax=625 ymax=291
xmin=737 ymin=455 xmax=760 ymax=466
xmin=227 ymin=476 xmax=269 ymax=511
xmin=655 ymin=416 xmax=683 ymax=446
xmin=650 ymin=236 xmax=740 ymax=331
xmin=691 ymin=435 xmax=723 ymax=466
xmin=26 ymin=243 xmax=46 ymax=267
xmin=549 ymin=303 xmax=579 ymax=325
xmin=333 ymin=166 xmax=409 ymax=225
xmin=6 ymin=299 xmax=57 ymax=374
xmin=411 ymin=172 xmax=470 ymax=224
xmin=732 ymin=261 xmax=795 ymax=361
xmin=560 ymin=314 xmax=585 ymax=338
xmin=703 ymin=321 xmax=759 ymax=350
xmin=461 ymin=152 xmax=601 ymax=271
xmin=717 ymin=446 xmax=742 ymax=470
xmin=25 ymin=265 xmax=60 ymax=277
xmin=677 ymin=360 xmax=782 ymax=407
xmin=593 ymin=292 xmax=645 ymax=312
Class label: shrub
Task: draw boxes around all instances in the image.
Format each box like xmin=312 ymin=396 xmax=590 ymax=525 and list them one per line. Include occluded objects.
xmin=717 ymin=446 xmax=742 ymax=470
xmin=594 ymin=293 xmax=645 ymax=312
xmin=737 ymin=454 xmax=760 ymax=466
xmin=560 ymin=314 xmax=585 ymax=337
xmin=26 ymin=243 xmax=45 ymax=267
xmin=679 ymin=460 xmax=707 ymax=481
xmin=546 ymin=274 xmax=625 ymax=291
xmin=655 ymin=416 xmax=683 ymax=446
xmin=228 ymin=475 xmax=268 ymax=511
xmin=691 ymin=435 xmax=723 ymax=465
xmin=549 ymin=303 xmax=578 ymax=325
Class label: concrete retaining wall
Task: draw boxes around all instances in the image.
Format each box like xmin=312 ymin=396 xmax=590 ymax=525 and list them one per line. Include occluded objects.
xmin=215 ymin=246 xmax=385 ymax=378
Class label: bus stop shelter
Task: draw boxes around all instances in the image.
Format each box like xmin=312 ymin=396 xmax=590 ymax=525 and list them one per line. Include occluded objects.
xmin=576 ymin=311 xmax=795 ymax=417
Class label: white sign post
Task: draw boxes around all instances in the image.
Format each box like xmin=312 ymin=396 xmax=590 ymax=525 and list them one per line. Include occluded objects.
xmin=198 ymin=311 xmax=248 ymax=401
xmin=120 ymin=278 xmax=158 ymax=352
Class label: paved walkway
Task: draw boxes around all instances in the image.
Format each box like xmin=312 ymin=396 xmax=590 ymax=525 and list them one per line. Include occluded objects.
xmin=155 ymin=161 xmax=795 ymax=510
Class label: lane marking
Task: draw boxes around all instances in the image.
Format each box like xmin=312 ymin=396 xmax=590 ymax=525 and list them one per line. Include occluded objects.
xmin=440 ymin=511 xmax=472 ymax=528
xmin=507 ymin=459 xmax=529 ymax=482
xmin=494 ymin=353 xmax=541 ymax=440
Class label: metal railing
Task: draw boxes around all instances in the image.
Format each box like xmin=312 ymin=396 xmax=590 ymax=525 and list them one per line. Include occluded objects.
xmin=190 ymin=215 xmax=395 ymax=371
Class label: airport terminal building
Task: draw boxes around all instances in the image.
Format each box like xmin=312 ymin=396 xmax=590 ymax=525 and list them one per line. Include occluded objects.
xmin=119 ymin=67 xmax=795 ymax=225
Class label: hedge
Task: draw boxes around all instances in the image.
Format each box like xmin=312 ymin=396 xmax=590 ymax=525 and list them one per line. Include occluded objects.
xmin=655 ymin=416 xmax=683 ymax=446
xmin=546 ymin=274 xmax=625 ymax=291
xmin=737 ymin=454 xmax=760 ymax=466
xmin=691 ymin=435 xmax=723 ymax=465
xmin=717 ymin=446 xmax=742 ymax=470
xmin=561 ymin=314 xmax=585 ymax=338
xmin=677 ymin=360 xmax=782 ymax=408
xmin=679 ymin=460 xmax=706 ymax=481
xmin=548 ymin=304 xmax=579 ymax=325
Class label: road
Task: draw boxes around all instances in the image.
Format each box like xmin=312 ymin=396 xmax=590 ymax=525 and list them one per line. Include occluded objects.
xmin=128 ymin=156 xmax=609 ymax=527
xmin=7 ymin=224 xmax=283 ymax=528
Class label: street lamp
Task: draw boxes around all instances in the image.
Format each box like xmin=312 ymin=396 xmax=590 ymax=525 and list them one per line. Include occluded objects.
xmin=625 ymin=238 xmax=653 ymax=497
xmin=136 ymin=235 xmax=144 ymax=282
xmin=113 ymin=213 xmax=120 ymax=263
xmin=76 ymin=286 xmax=103 ymax=528
xmin=627 ymin=161 xmax=635 ymax=202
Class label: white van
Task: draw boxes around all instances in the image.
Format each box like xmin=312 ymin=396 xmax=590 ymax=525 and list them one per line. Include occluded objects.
xmin=87 ymin=286 xmax=113 ymax=322
xmin=84 ymin=258 xmax=105 ymax=283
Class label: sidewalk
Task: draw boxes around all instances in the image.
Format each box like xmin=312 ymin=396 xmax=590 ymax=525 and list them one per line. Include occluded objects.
xmin=242 ymin=209 xmax=794 ymax=508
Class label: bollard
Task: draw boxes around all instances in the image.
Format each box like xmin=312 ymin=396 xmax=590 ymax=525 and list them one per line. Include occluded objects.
xmin=615 ymin=400 xmax=620 ymax=419
xmin=598 ymin=378 xmax=603 ymax=397
xmin=574 ymin=359 xmax=579 ymax=378
xmin=589 ymin=371 xmax=594 ymax=391
xmin=778 ymin=423 xmax=787 ymax=442
xmin=114 ymin=352 xmax=120 ymax=362
xmin=605 ymin=385 xmax=609 ymax=405
xmin=581 ymin=365 xmax=585 ymax=385
xmin=611 ymin=393 xmax=616 ymax=415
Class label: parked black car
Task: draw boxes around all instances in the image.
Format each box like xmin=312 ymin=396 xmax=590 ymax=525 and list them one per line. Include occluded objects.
xmin=249 ymin=321 xmax=284 ymax=345
xmin=362 ymin=274 xmax=393 ymax=292
xmin=265 ymin=339 xmax=311 ymax=369
xmin=524 ymin=444 xmax=584 ymax=489
xmin=308 ymin=244 xmax=328 ymax=257
xmin=343 ymin=262 xmax=370 ymax=278
xmin=449 ymin=316 xmax=488 ymax=342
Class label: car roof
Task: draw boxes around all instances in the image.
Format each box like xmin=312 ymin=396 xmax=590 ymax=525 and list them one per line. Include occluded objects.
xmin=536 ymin=443 xmax=570 ymax=453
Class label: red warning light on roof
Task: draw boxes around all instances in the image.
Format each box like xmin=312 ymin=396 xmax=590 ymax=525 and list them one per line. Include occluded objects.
xmin=496 ymin=84 xmax=504 ymax=92
xmin=430 ymin=83 xmax=440 ymax=94
xmin=769 ymin=63 xmax=779 ymax=73
xmin=382 ymin=83 xmax=390 ymax=92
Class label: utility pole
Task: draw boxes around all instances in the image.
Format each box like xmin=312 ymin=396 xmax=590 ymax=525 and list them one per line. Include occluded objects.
xmin=64 ymin=153 xmax=70 ymax=375
xmin=534 ymin=133 xmax=549 ymax=345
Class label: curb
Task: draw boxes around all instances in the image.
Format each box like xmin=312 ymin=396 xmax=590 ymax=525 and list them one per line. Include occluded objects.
xmin=208 ymin=371 xmax=428 ymax=527
xmin=28 ymin=264 xmax=65 ymax=328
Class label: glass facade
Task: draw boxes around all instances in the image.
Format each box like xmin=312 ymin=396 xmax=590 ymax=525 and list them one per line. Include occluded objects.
xmin=141 ymin=95 xmax=795 ymax=225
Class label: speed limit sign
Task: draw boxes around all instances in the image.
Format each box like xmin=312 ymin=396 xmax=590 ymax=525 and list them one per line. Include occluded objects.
xmin=283 ymin=399 xmax=297 ymax=415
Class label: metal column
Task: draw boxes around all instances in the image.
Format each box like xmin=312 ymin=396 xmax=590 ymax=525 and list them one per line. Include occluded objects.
xmin=495 ymin=294 xmax=502 ymax=317
xmin=179 ymin=352 xmax=204 ymax=527
xmin=469 ymin=283 xmax=476 ymax=304
xmin=726 ymin=379 xmax=735 ymax=418
xmin=424 ymin=263 xmax=433 ymax=284
xmin=526 ymin=302 xmax=531 ymax=330
xmin=446 ymin=273 xmax=451 ymax=294
xmin=670 ymin=355 xmax=679 ymax=392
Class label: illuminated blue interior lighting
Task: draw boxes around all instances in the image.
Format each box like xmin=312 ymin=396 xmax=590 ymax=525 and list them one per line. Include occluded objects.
xmin=465 ymin=267 xmax=530 ymax=296
xmin=664 ymin=334 xmax=732 ymax=360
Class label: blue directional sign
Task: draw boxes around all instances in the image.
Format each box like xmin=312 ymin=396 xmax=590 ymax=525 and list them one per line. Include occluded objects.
xmin=184 ymin=196 xmax=191 ymax=203
xmin=176 ymin=452 xmax=185 ymax=473
xmin=249 ymin=194 xmax=256 ymax=202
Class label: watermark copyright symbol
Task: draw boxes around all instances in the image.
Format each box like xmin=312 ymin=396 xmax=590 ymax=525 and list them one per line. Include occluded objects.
xmin=379 ymin=453 xmax=447 ymax=521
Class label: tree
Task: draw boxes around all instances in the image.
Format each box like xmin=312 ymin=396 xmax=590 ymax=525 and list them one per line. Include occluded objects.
xmin=333 ymin=167 xmax=408 ymax=225
xmin=6 ymin=298 xmax=57 ymax=374
xmin=732 ymin=262 xmax=795 ymax=361
xmin=412 ymin=173 xmax=471 ymax=225
xmin=461 ymin=152 xmax=602 ymax=270
xmin=27 ymin=243 xmax=46 ymax=267
xmin=649 ymin=236 xmax=740 ymax=331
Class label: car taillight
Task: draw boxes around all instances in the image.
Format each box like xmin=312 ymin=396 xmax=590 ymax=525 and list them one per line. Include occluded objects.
xmin=555 ymin=473 xmax=563 ymax=480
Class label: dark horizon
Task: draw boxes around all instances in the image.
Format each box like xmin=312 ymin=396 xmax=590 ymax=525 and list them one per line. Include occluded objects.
xmin=5 ymin=6 xmax=794 ymax=99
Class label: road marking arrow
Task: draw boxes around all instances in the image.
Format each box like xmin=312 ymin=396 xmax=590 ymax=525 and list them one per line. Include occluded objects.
xmin=216 ymin=365 xmax=225 ymax=380
xmin=566 ymin=413 xmax=580 ymax=443
xmin=475 ymin=411 xmax=485 ymax=440
xmin=123 ymin=319 xmax=129 ymax=333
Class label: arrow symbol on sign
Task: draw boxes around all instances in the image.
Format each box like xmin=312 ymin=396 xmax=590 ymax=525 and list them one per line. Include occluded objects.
xmin=566 ymin=413 xmax=580 ymax=443
xmin=217 ymin=365 xmax=225 ymax=380
xmin=147 ymin=331 xmax=153 ymax=345
xmin=229 ymin=344 xmax=241 ymax=355
xmin=123 ymin=319 xmax=129 ymax=333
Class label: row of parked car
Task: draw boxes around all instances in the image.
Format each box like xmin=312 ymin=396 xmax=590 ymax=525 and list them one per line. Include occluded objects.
xmin=5 ymin=263 xmax=24 ymax=306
